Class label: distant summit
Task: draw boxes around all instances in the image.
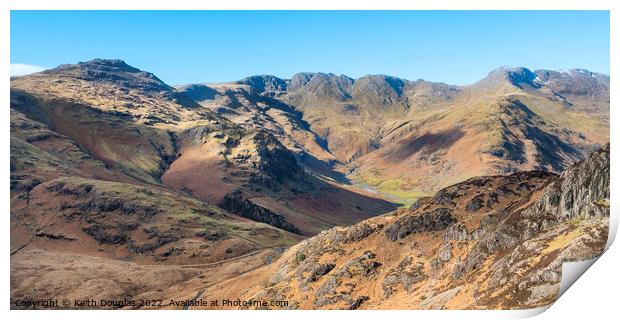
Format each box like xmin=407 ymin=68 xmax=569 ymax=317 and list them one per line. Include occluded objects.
xmin=44 ymin=58 xmax=173 ymax=93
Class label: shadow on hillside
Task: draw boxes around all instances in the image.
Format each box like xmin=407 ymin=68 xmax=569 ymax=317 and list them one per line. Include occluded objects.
xmin=384 ymin=128 xmax=465 ymax=163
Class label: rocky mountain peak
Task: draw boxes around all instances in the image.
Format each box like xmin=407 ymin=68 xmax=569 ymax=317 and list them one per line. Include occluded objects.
xmin=288 ymin=72 xmax=354 ymax=100
xmin=352 ymin=75 xmax=406 ymax=105
xmin=534 ymin=69 xmax=610 ymax=97
xmin=237 ymin=75 xmax=288 ymax=95
xmin=481 ymin=66 xmax=540 ymax=89
xmin=78 ymin=58 xmax=138 ymax=71
xmin=476 ymin=66 xmax=610 ymax=101
xmin=43 ymin=58 xmax=174 ymax=93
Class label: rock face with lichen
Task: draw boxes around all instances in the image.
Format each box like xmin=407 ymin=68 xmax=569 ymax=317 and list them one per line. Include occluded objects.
xmin=523 ymin=145 xmax=610 ymax=220
xmin=219 ymin=145 xmax=609 ymax=310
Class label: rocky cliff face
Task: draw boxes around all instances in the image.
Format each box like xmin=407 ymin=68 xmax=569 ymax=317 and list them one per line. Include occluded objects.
xmin=237 ymin=75 xmax=288 ymax=96
xmin=523 ymin=144 xmax=610 ymax=220
xmin=243 ymin=131 xmax=309 ymax=189
xmin=220 ymin=190 xmax=301 ymax=234
xmin=203 ymin=145 xmax=609 ymax=310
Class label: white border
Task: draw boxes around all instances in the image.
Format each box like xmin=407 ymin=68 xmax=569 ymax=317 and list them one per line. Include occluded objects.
xmin=1 ymin=1 xmax=616 ymax=320
xmin=0 ymin=0 xmax=615 ymax=10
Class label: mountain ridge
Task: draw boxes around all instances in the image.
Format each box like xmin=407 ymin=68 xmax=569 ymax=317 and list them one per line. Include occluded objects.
xmin=174 ymin=65 xmax=609 ymax=92
xmin=173 ymin=60 xmax=608 ymax=202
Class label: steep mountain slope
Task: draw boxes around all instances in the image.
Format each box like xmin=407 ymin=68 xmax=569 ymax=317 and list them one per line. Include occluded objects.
xmin=534 ymin=69 xmax=610 ymax=119
xmin=11 ymin=59 xmax=396 ymax=237
xmin=177 ymin=79 xmax=337 ymax=172
xmin=200 ymin=145 xmax=609 ymax=310
xmin=10 ymin=62 xmax=307 ymax=305
xmin=160 ymin=124 xmax=395 ymax=235
xmin=180 ymin=67 xmax=608 ymax=204
xmin=10 ymin=59 xmax=214 ymax=184
xmin=350 ymin=67 xmax=607 ymax=200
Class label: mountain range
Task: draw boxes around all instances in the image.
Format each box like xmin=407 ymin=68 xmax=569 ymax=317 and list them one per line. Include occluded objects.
xmin=10 ymin=59 xmax=609 ymax=309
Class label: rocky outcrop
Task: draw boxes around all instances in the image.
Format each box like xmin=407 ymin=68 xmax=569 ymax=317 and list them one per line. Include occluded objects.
xmin=126 ymin=226 xmax=180 ymax=254
xmin=250 ymin=131 xmax=307 ymax=185
xmin=303 ymin=263 xmax=336 ymax=284
xmin=46 ymin=180 xmax=160 ymax=217
xmin=452 ymin=145 xmax=610 ymax=284
xmin=384 ymin=208 xmax=455 ymax=241
xmin=220 ymin=190 xmax=300 ymax=234
xmin=523 ymin=144 xmax=610 ymax=220
xmin=229 ymin=131 xmax=310 ymax=192
xmin=237 ymin=75 xmax=288 ymax=96
xmin=382 ymin=256 xmax=427 ymax=297
xmin=10 ymin=173 xmax=41 ymax=193
xmin=352 ymin=75 xmax=406 ymax=107
xmin=465 ymin=194 xmax=485 ymax=211
xmin=83 ymin=224 xmax=130 ymax=245
xmin=313 ymin=251 xmax=381 ymax=309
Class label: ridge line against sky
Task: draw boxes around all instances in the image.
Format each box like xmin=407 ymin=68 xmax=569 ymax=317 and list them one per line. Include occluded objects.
xmin=10 ymin=10 xmax=610 ymax=85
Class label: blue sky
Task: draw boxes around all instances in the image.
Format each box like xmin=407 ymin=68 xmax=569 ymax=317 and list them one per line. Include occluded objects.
xmin=11 ymin=11 xmax=610 ymax=85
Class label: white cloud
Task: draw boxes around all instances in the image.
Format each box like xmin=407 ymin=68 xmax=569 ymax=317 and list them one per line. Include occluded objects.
xmin=10 ymin=63 xmax=48 ymax=76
